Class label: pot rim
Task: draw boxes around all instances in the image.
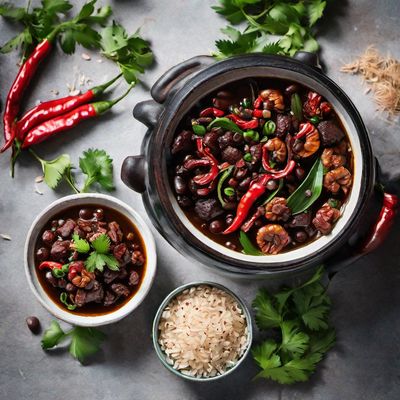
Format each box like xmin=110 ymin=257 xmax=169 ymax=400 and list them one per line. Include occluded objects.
xmin=145 ymin=54 xmax=375 ymax=273
xmin=24 ymin=193 xmax=157 ymax=327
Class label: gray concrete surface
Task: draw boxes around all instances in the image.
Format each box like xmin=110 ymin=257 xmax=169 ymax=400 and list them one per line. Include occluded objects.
xmin=0 ymin=1 xmax=399 ymax=399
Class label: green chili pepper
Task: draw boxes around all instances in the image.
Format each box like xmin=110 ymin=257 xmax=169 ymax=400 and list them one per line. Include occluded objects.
xmin=217 ymin=166 xmax=234 ymax=207
xmin=243 ymin=130 xmax=255 ymax=140
xmin=310 ymin=116 xmax=320 ymax=124
xmin=224 ymin=187 xmax=235 ymax=197
xmin=263 ymin=120 xmax=276 ymax=136
xmin=60 ymin=292 xmax=77 ymax=311
xmin=243 ymin=153 xmax=252 ymax=162
xmin=192 ymin=124 xmax=206 ymax=136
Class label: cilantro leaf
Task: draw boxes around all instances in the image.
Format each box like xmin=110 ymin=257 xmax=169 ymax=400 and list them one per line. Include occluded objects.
xmin=307 ymin=0 xmax=326 ymax=27
xmin=280 ymin=321 xmax=310 ymax=356
xmin=252 ymin=340 xmax=281 ymax=370
xmin=0 ymin=5 xmax=27 ymax=22
xmin=41 ymin=320 xmax=66 ymax=349
xmin=252 ymin=288 xmax=281 ymax=329
xmin=72 ymin=234 xmax=90 ymax=254
xmin=212 ymin=0 xmax=246 ymax=25
xmin=99 ymin=254 xmax=119 ymax=271
xmin=91 ymin=234 xmax=110 ymax=254
xmin=69 ymin=326 xmax=106 ymax=363
xmin=79 ymin=149 xmax=115 ymax=192
xmin=85 ymin=251 xmax=105 ymax=272
xmin=36 ymin=153 xmax=71 ymax=189
xmin=42 ymin=0 xmax=72 ymax=15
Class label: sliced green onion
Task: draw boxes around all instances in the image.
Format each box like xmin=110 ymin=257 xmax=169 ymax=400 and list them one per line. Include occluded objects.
xmin=243 ymin=153 xmax=252 ymax=162
xmin=243 ymin=130 xmax=255 ymax=140
xmin=310 ymin=116 xmax=320 ymax=125
xmin=241 ymin=98 xmax=251 ymax=108
xmin=192 ymin=124 xmax=206 ymax=136
xmin=224 ymin=187 xmax=235 ymax=197
xmin=217 ymin=166 xmax=234 ymax=207
xmin=52 ymin=268 xmax=65 ymax=278
xmin=263 ymin=120 xmax=276 ymax=136
xmin=60 ymin=292 xmax=77 ymax=311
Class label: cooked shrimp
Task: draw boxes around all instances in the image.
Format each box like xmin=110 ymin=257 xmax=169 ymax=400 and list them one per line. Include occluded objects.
xmin=312 ymin=203 xmax=341 ymax=235
xmin=260 ymin=89 xmax=285 ymax=112
xmin=265 ymin=197 xmax=291 ymax=221
xmin=321 ymin=147 xmax=346 ymax=169
xmin=324 ymin=166 xmax=352 ymax=194
xmin=293 ymin=122 xmax=320 ymax=158
xmin=256 ymin=224 xmax=290 ymax=254
xmin=265 ymin=138 xmax=287 ymax=163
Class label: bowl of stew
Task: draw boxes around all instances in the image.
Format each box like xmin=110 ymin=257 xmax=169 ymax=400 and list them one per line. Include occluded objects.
xmin=121 ymin=53 xmax=396 ymax=278
xmin=24 ymin=194 xmax=157 ymax=326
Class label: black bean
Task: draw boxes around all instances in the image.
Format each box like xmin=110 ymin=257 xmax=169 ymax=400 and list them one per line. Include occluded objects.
xmin=42 ymin=230 xmax=55 ymax=246
xmin=93 ymin=208 xmax=104 ymax=220
xmin=266 ymin=180 xmax=278 ymax=191
xmin=66 ymin=283 xmax=76 ymax=293
xmin=234 ymin=167 xmax=248 ymax=180
xmin=225 ymin=241 xmax=237 ymax=251
xmin=295 ymin=230 xmax=308 ymax=243
xmin=228 ymin=178 xmax=238 ymax=188
xmin=221 ymin=146 xmax=242 ymax=164
xmin=238 ymin=177 xmax=251 ymax=192
xmin=188 ymin=179 xmax=198 ymax=194
xmin=45 ymin=271 xmax=58 ymax=287
xmin=36 ymin=247 xmax=49 ymax=262
xmin=295 ymin=167 xmax=305 ymax=181
xmin=233 ymin=132 xmax=244 ymax=144
xmin=225 ymin=214 xmax=234 ymax=226
xmin=177 ymin=195 xmax=193 ymax=208
xmin=174 ymin=175 xmax=187 ymax=195
xmin=79 ymin=208 xmax=93 ymax=220
xmin=223 ymin=201 xmax=238 ymax=211
xmin=293 ymin=140 xmax=304 ymax=153
xmin=209 ymin=220 xmax=225 ymax=234
xmin=218 ymin=131 xmax=235 ymax=149
xmin=203 ymin=130 xmax=220 ymax=152
xmin=58 ymin=219 xmax=65 ymax=227
xmin=285 ymin=84 xmax=300 ymax=96
xmin=26 ymin=316 xmax=40 ymax=334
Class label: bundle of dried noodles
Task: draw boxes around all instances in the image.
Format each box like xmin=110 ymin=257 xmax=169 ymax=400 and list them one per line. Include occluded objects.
xmin=341 ymin=46 xmax=400 ymax=118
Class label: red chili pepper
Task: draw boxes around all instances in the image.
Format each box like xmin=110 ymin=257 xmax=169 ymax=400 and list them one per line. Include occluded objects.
xmin=320 ymin=101 xmax=332 ymax=116
xmin=226 ymin=114 xmax=259 ymax=130
xmin=21 ymin=85 xmax=133 ymax=149
xmin=253 ymin=96 xmax=263 ymax=109
xmin=303 ymin=91 xmax=322 ymax=117
xmin=16 ymin=74 xmax=121 ymax=141
xmin=38 ymin=261 xmax=63 ymax=271
xmin=193 ymin=138 xmax=219 ymax=186
xmin=68 ymin=261 xmax=84 ymax=281
xmin=294 ymin=122 xmax=314 ymax=140
xmin=252 ymin=109 xmax=271 ymax=119
xmin=223 ymin=161 xmax=296 ymax=234
xmin=183 ymin=158 xmax=211 ymax=170
xmin=361 ymin=192 xmax=398 ymax=253
xmin=199 ymin=107 xmax=225 ymax=118
xmin=262 ymin=143 xmax=283 ymax=173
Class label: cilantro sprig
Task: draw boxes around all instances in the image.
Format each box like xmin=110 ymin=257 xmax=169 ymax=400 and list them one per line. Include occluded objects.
xmin=252 ymin=266 xmax=335 ymax=384
xmin=0 ymin=0 xmax=111 ymax=60
xmin=29 ymin=148 xmax=114 ymax=193
xmin=212 ymin=0 xmax=327 ymax=59
xmin=41 ymin=320 xmax=105 ymax=363
xmin=72 ymin=233 xmax=119 ymax=273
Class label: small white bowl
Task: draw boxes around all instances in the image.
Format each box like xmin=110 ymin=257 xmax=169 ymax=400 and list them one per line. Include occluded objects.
xmin=24 ymin=193 xmax=157 ymax=327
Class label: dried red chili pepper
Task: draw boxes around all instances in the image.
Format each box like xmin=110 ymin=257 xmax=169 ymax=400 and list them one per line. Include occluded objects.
xmin=361 ymin=192 xmax=398 ymax=253
xmin=199 ymin=107 xmax=225 ymax=118
xmin=21 ymin=85 xmax=133 ymax=149
xmin=226 ymin=114 xmax=259 ymax=130
xmin=183 ymin=158 xmax=211 ymax=170
xmin=193 ymin=138 xmax=219 ymax=186
xmin=38 ymin=261 xmax=63 ymax=271
xmin=253 ymin=96 xmax=263 ymax=109
xmin=223 ymin=161 xmax=296 ymax=234
xmin=68 ymin=262 xmax=84 ymax=281
xmin=252 ymin=109 xmax=271 ymax=119
xmin=1 ymin=30 xmax=60 ymax=153
xmin=303 ymin=91 xmax=322 ymax=117
xmin=16 ymin=74 xmax=122 ymax=141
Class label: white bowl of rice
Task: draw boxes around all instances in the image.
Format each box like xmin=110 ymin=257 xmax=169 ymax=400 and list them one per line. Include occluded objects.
xmin=152 ymin=282 xmax=253 ymax=381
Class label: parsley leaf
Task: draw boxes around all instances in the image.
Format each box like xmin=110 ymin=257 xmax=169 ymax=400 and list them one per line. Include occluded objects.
xmin=212 ymin=0 xmax=328 ymax=58
xmin=41 ymin=320 xmax=66 ymax=349
xmin=85 ymin=234 xmax=119 ymax=273
xmin=100 ymin=21 xmax=153 ymax=84
xmin=91 ymin=233 xmax=111 ymax=254
xmin=69 ymin=326 xmax=106 ymax=363
xmin=41 ymin=320 xmax=106 ymax=364
xmin=72 ymin=234 xmax=90 ymax=254
xmin=252 ymin=266 xmax=336 ymax=384
xmin=79 ymin=149 xmax=114 ymax=193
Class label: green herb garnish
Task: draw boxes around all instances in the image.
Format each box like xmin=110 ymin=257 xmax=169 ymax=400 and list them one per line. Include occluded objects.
xmin=263 ymin=120 xmax=276 ymax=136
xmin=41 ymin=320 xmax=106 ymax=364
xmin=85 ymin=234 xmax=119 ymax=273
xmin=207 ymin=117 xmax=244 ymax=134
xmin=72 ymin=234 xmax=90 ymax=253
xmin=192 ymin=124 xmax=207 ymax=136
xmin=239 ymin=231 xmax=263 ymax=256
xmin=252 ymin=266 xmax=335 ymax=384
xmin=287 ymin=158 xmax=323 ymax=214
xmin=224 ymin=187 xmax=235 ymax=197
xmin=213 ymin=0 xmax=327 ymax=59
xmin=51 ymin=263 xmax=70 ymax=278
xmin=60 ymin=292 xmax=77 ymax=311
xmin=291 ymin=93 xmax=303 ymax=121
xmin=217 ymin=165 xmax=234 ymax=207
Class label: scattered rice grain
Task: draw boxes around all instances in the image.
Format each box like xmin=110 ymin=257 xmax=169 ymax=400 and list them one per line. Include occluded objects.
xmin=0 ymin=234 xmax=12 ymax=241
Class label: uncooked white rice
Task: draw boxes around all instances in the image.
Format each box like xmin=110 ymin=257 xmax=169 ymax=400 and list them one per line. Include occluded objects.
xmin=158 ymin=285 xmax=249 ymax=378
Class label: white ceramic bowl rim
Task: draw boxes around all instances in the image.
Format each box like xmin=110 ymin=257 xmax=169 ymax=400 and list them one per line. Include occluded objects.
xmin=24 ymin=193 xmax=157 ymax=327
xmin=152 ymin=281 xmax=253 ymax=382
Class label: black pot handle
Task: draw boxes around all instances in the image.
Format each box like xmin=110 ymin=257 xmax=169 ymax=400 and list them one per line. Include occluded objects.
xmin=151 ymin=55 xmax=215 ymax=103
xmin=293 ymin=51 xmax=321 ymax=70
xmin=133 ymin=99 xmax=164 ymax=129
xmin=121 ymin=155 xmax=146 ymax=194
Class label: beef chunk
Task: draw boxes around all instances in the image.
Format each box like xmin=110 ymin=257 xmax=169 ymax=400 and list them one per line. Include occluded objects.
xmin=50 ymin=240 xmax=70 ymax=262
xmin=56 ymin=219 xmax=76 ymax=238
xmin=131 ymin=251 xmax=145 ymax=267
xmin=221 ymin=146 xmax=243 ymax=164
xmin=276 ymin=114 xmax=292 ymax=137
xmin=194 ymin=198 xmax=224 ymax=221
xmin=317 ymin=120 xmax=345 ymax=147
xmin=85 ymin=282 xmax=104 ymax=304
xmin=171 ymin=130 xmax=193 ymax=155
xmin=45 ymin=271 xmax=58 ymax=287
xmin=104 ymin=291 xmax=118 ymax=307
xmin=288 ymin=212 xmax=312 ymax=228
xmin=113 ymin=243 xmax=128 ymax=261
xmin=74 ymin=289 xmax=87 ymax=307
xmin=129 ymin=271 xmax=140 ymax=286
xmin=103 ymin=269 xmax=120 ymax=284
xmin=111 ymin=283 xmax=130 ymax=298
xmin=42 ymin=230 xmax=55 ymax=246
xmin=108 ymin=221 xmax=123 ymax=243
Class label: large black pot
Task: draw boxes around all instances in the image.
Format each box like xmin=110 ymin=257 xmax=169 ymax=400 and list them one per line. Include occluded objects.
xmin=121 ymin=53 xmax=397 ymax=278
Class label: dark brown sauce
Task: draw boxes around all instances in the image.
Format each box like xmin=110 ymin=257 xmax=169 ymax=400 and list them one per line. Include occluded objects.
xmin=35 ymin=205 xmax=147 ymax=316
xmin=170 ymin=78 xmax=354 ymax=254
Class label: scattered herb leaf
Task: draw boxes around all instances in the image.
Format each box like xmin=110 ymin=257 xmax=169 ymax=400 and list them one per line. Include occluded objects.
xmin=239 ymin=231 xmax=263 ymax=256
xmin=207 ymin=117 xmax=244 ymax=134
xmin=72 ymin=234 xmax=90 ymax=254
xmin=85 ymin=234 xmax=119 ymax=273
